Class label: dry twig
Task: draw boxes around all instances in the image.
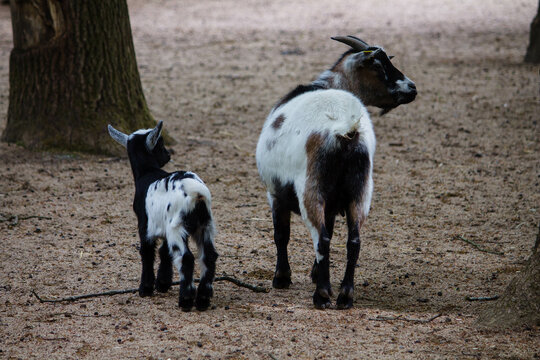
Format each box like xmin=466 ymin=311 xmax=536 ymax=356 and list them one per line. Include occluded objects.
xmin=369 ymin=313 xmax=442 ymax=324
xmin=32 ymin=275 xmax=268 ymax=303
xmin=453 ymin=235 xmax=504 ymax=256
xmin=465 ymin=295 xmax=499 ymax=301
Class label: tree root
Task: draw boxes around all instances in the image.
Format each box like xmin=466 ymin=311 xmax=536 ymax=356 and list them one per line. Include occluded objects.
xmin=32 ymin=275 xmax=269 ymax=303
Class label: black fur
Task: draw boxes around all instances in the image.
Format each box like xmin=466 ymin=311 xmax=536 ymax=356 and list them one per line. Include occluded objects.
xmin=274 ymin=83 xmax=327 ymax=110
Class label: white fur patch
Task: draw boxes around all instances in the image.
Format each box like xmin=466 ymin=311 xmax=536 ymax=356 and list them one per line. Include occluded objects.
xmin=145 ymin=176 xmax=211 ymax=239
xmin=395 ymin=77 xmax=415 ymax=93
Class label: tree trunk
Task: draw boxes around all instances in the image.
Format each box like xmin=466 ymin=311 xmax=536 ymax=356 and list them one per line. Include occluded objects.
xmin=2 ymin=0 xmax=155 ymax=155
xmin=525 ymin=0 xmax=540 ymax=63
xmin=477 ymin=224 xmax=540 ymax=328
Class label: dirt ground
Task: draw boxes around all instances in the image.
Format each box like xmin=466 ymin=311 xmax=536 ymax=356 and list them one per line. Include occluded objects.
xmin=1 ymin=0 xmax=539 ymax=358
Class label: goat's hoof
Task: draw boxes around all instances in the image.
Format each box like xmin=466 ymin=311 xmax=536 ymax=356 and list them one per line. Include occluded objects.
xmin=272 ymin=276 xmax=292 ymax=289
xmin=179 ymin=294 xmax=194 ymax=312
xmin=336 ymin=295 xmax=353 ymax=309
xmin=179 ymin=286 xmax=196 ymax=311
xmin=313 ymin=288 xmax=332 ymax=309
xmin=155 ymin=279 xmax=172 ymax=293
xmin=273 ymin=268 xmax=292 ymax=289
xmin=195 ymin=284 xmax=213 ymax=311
xmin=195 ymin=296 xmax=211 ymax=311
xmin=179 ymin=298 xmax=194 ymax=312
xmin=138 ymin=285 xmax=154 ymax=297
xmin=336 ymin=286 xmax=354 ymax=309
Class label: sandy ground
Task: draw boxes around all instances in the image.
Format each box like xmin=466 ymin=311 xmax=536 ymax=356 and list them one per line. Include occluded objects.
xmin=1 ymin=0 xmax=539 ymax=358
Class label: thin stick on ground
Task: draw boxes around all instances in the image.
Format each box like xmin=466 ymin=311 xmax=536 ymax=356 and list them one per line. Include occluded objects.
xmin=32 ymin=275 xmax=269 ymax=303
xmin=369 ymin=313 xmax=442 ymax=324
xmin=453 ymin=235 xmax=504 ymax=256
xmin=465 ymin=295 xmax=499 ymax=301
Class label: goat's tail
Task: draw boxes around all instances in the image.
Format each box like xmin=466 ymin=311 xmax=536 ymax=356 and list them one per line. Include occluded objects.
xmin=181 ymin=178 xmax=214 ymax=237
xmin=181 ymin=177 xmax=212 ymax=208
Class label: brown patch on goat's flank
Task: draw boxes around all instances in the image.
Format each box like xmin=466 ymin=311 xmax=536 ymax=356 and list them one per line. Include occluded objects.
xmin=271 ymin=114 xmax=286 ymax=130
xmin=303 ymin=132 xmax=326 ymax=228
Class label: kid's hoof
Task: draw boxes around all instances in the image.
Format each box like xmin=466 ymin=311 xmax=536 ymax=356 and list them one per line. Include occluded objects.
xmin=179 ymin=298 xmax=194 ymax=312
xmin=195 ymin=296 xmax=211 ymax=311
xmin=179 ymin=286 xmax=195 ymax=311
xmin=272 ymin=275 xmax=292 ymax=289
xmin=272 ymin=269 xmax=292 ymax=289
xmin=155 ymin=279 xmax=172 ymax=293
xmin=195 ymin=284 xmax=213 ymax=311
xmin=138 ymin=285 xmax=154 ymax=297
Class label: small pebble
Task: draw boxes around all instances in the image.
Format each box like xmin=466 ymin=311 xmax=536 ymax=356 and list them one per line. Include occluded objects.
xmin=197 ymin=341 xmax=203 ymax=348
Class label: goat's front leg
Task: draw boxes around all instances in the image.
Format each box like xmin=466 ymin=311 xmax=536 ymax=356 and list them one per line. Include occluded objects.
xmin=156 ymin=239 xmax=173 ymax=293
xmin=168 ymin=232 xmax=195 ymax=311
xmin=271 ymin=195 xmax=292 ymax=289
xmin=138 ymin=228 xmax=156 ymax=297
xmin=194 ymin=223 xmax=218 ymax=311
xmin=336 ymin=203 xmax=365 ymax=309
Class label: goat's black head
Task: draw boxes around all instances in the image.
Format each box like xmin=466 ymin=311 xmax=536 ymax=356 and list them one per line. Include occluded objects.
xmin=108 ymin=120 xmax=171 ymax=169
xmin=332 ymin=35 xmax=417 ymax=114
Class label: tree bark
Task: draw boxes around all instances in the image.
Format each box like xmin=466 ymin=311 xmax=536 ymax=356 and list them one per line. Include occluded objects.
xmin=525 ymin=0 xmax=540 ymax=63
xmin=477 ymin=224 xmax=540 ymax=328
xmin=2 ymin=0 xmax=155 ymax=155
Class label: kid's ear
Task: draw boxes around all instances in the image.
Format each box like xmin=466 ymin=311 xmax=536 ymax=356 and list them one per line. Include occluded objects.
xmin=146 ymin=120 xmax=164 ymax=151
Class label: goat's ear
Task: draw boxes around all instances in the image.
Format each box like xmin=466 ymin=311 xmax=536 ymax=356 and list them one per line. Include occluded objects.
xmin=108 ymin=125 xmax=128 ymax=148
xmin=146 ymin=120 xmax=164 ymax=151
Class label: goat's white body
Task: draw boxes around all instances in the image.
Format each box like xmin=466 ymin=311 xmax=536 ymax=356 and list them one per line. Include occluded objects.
xmin=256 ymin=89 xmax=375 ymax=218
xmin=145 ymin=173 xmax=214 ymax=281
xmin=256 ymin=89 xmax=375 ymax=263
xmin=145 ymin=174 xmax=211 ymax=239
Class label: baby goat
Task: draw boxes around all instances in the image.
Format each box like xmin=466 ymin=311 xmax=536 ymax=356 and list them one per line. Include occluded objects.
xmin=108 ymin=121 xmax=218 ymax=311
xmin=256 ymin=36 xmax=417 ymax=309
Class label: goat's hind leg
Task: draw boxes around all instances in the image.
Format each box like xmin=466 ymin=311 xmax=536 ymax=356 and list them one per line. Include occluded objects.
xmin=138 ymin=229 xmax=156 ymax=297
xmin=168 ymin=231 xmax=196 ymax=311
xmin=194 ymin=222 xmax=218 ymax=311
xmin=155 ymin=239 xmax=173 ymax=293
xmin=302 ymin=199 xmax=332 ymax=309
xmin=336 ymin=203 xmax=364 ymax=309
xmin=311 ymin=212 xmax=336 ymax=284
xmin=271 ymin=195 xmax=292 ymax=289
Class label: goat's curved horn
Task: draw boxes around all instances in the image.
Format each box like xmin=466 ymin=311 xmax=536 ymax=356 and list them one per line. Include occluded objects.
xmin=108 ymin=125 xmax=128 ymax=148
xmin=331 ymin=35 xmax=370 ymax=51
xmin=146 ymin=120 xmax=163 ymax=151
